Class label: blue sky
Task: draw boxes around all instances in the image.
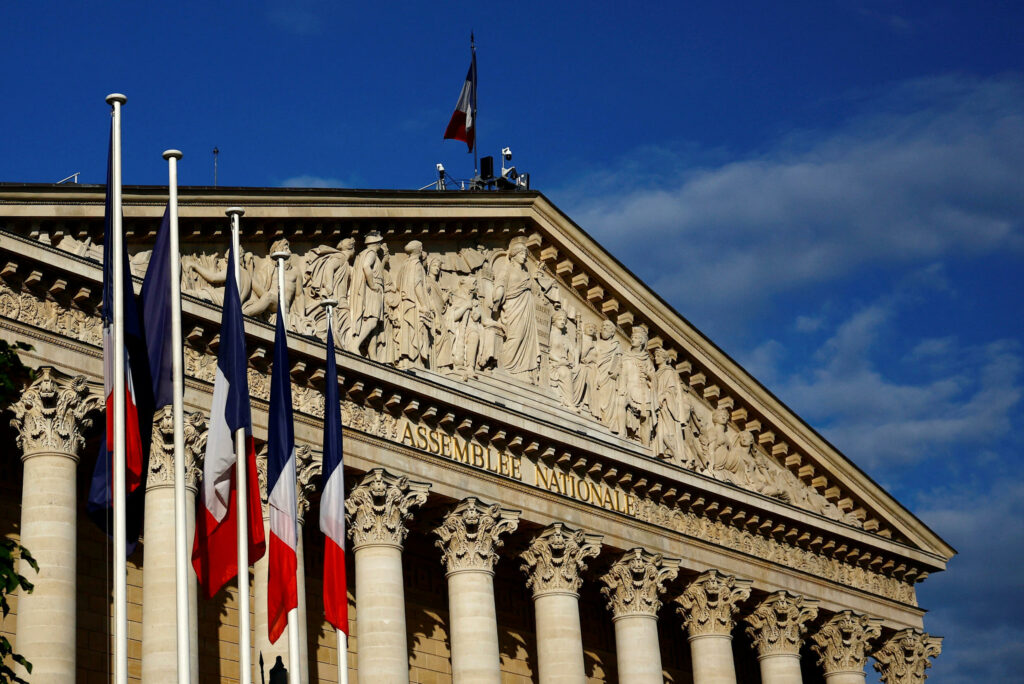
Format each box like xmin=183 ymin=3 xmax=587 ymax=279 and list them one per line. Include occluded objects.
xmin=3 ymin=2 xmax=1023 ymax=680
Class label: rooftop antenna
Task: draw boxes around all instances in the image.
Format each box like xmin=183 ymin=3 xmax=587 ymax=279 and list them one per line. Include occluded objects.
xmin=212 ymin=147 xmax=219 ymax=187
xmin=56 ymin=172 xmax=80 ymax=184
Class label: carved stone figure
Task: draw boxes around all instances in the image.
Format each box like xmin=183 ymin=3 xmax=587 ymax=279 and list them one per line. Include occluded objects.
xmin=183 ymin=248 xmax=256 ymax=305
xmin=395 ymin=241 xmax=434 ymax=369
xmin=305 ymin=237 xmax=356 ymax=340
xmin=347 ymin=231 xmax=386 ymax=356
xmin=600 ymin=548 xmax=679 ymax=618
xmin=434 ymin=498 xmax=519 ymax=574
xmin=493 ymin=239 xmax=540 ymax=381
xmin=593 ymin=320 xmax=625 ymax=434
xmin=436 ymin=277 xmax=480 ymax=379
xmin=548 ymin=308 xmax=581 ymax=409
xmin=652 ymin=348 xmax=690 ymax=464
xmin=474 ymin=265 xmax=503 ymax=370
xmin=575 ymin=322 xmax=599 ymax=418
xmin=241 ymin=239 xmax=303 ymax=329
xmin=619 ymin=325 xmax=656 ymax=445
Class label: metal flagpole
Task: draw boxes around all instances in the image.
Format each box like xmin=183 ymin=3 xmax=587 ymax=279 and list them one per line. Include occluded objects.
xmin=471 ymin=33 xmax=478 ymax=177
xmin=322 ymin=301 xmax=349 ymax=684
xmin=227 ymin=207 xmax=253 ymax=684
xmin=163 ymin=149 xmax=192 ymax=684
xmin=105 ymin=92 xmax=129 ymax=684
xmin=272 ymin=251 xmax=302 ymax=684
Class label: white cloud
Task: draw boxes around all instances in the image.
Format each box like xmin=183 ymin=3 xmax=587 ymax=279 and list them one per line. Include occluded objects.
xmin=554 ymin=75 xmax=1024 ymax=327
xmin=280 ymin=175 xmax=347 ymax=189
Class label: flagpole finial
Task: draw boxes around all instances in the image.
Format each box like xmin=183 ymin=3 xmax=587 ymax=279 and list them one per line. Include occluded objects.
xmin=105 ymin=93 xmax=127 ymax=106
xmin=320 ymin=298 xmax=339 ymax=309
xmin=225 ymin=207 xmax=245 ymax=218
xmin=162 ymin=149 xmax=183 ymax=161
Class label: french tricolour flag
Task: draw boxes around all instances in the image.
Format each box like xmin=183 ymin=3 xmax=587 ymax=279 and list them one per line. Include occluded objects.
xmin=443 ymin=50 xmax=477 ymax=152
xmin=192 ymin=243 xmax=266 ymax=597
xmin=320 ymin=322 xmax=348 ymax=634
xmin=267 ymin=306 xmax=299 ymax=643
xmin=87 ymin=123 xmax=155 ymax=554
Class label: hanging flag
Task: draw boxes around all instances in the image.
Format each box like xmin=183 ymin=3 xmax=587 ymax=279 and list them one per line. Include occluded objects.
xmin=87 ymin=122 xmax=156 ymax=555
xmin=443 ymin=49 xmax=477 ymax=152
xmin=320 ymin=321 xmax=348 ymax=635
xmin=141 ymin=206 xmax=175 ymax=409
xmin=192 ymin=243 xmax=266 ymax=597
xmin=266 ymin=306 xmax=298 ymax=643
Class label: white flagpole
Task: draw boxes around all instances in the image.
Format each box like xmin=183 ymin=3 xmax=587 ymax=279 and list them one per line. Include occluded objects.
xmin=323 ymin=300 xmax=349 ymax=684
xmin=272 ymin=250 xmax=302 ymax=684
xmin=226 ymin=207 xmax=252 ymax=684
xmin=163 ymin=149 xmax=192 ymax=684
xmin=105 ymin=92 xmax=129 ymax=684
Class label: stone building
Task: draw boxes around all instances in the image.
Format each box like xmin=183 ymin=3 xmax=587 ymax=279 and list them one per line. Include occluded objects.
xmin=0 ymin=184 xmax=953 ymax=683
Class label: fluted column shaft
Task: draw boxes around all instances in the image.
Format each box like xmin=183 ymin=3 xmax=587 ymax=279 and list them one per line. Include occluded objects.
xmin=676 ymin=570 xmax=752 ymax=684
xmin=811 ymin=611 xmax=883 ymax=684
xmin=346 ymin=469 xmax=430 ymax=683
xmin=521 ymin=523 xmax=602 ymax=684
xmin=436 ymin=497 xmax=520 ymax=684
xmin=744 ymin=591 xmax=819 ymax=684
xmin=600 ymin=548 xmax=680 ymax=684
xmin=10 ymin=368 xmax=97 ymax=684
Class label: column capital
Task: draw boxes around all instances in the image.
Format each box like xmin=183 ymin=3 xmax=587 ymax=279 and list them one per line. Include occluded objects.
xmin=520 ymin=523 xmax=602 ymax=597
xmin=295 ymin=444 xmax=318 ymax=526
xmin=872 ymin=629 xmax=942 ymax=684
xmin=744 ymin=591 xmax=819 ymax=657
xmin=147 ymin=407 xmax=205 ymax=491
xmin=676 ymin=569 xmax=753 ymax=638
xmin=601 ymin=548 xmax=680 ymax=619
xmin=345 ymin=468 xmax=430 ymax=550
xmin=811 ymin=611 xmax=883 ymax=676
xmin=435 ymin=497 xmax=520 ymax=574
xmin=10 ymin=366 xmax=100 ymax=460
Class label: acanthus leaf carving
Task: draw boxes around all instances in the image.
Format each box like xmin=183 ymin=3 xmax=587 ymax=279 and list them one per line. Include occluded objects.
xmin=811 ymin=611 xmax=883 ymax=676
xmin=520 ymin=523 xmax=602 ymax=597
xmin=435 ymin=497 xmax=520 ymax=574
xmin=345 ymin=468 xmax=429 ymax=549
xmin=295 ymin=444 xmax=319 ymax=525
xmin=872 ymin=629 xmax=942 ymax=684
xmin=147 ymin=406 xmax=206 ymax=491
xmin=600 ymin=547 xmax=680 ymax=618
xmin=744 ymin=591 xmax=819 ymax=656
xmin=10 ymin=366 xmax=100 ymax=458
xmin=676 ymin=569 xmax=753 ymax=637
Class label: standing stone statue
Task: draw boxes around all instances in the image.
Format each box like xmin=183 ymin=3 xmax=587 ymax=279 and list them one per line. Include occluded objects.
xmin=575 ymin=322 xmax=599 ymax=419
xmin=378 ymin=244 xmax=402 ymax=364
xmin=652 ymin=348 xmax=690 ymax=465
xmin=593 ymin=320 xmax=625 ymax=435
xmin=396 ymin=241 xmax=434 ymax=369
xmin=474 ymin=265 xmax=502 ymax=370
xmin=306 ymin=237 xmax=356 ymax=340
xmin=425 ymin=256 xmax=447 ymax=361
xmin=492 ymin=239 xmax=541 ymax=382
xmin=548 ymin=308 xmax=582 ymax=410
xmin=619 ymin=325 xmax=656 ymax=446
xmin=436 ymin=278 xmax=479 ymax=379
xmin=347 ymin=231 xmax=386 ymax=355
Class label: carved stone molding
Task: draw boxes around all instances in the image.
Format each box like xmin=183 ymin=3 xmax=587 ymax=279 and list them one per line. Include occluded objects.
xmin=520 ymin=523 xmax=602 ymax=597
xmin=147 ymin=406 xmax=205 ymax=491
xmin=600 ymin=548 xmax=680 ymax=619
xmin=872 ymin=629 xmax=942 ymax=684
xmin=744 ymin=591 xmax=820 ymax=657
xmin=675 ymin=569 xmax=753 ymax=638
xmin=345 ymin=468 xmax=430 ymax=550
xmin=811 ymin=611 xmax=883 ymax=676
xmin=10 ymin=366 xmax=100 ymax=459
xmin=435 ymin=497 xmax=520 ymax=575
xmin=295 ymin=445 xmax=319 ymax=525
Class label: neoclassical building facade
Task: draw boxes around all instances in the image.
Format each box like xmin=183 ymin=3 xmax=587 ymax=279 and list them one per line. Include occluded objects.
xmin=0 ymin=184 xmax=953 ymax=683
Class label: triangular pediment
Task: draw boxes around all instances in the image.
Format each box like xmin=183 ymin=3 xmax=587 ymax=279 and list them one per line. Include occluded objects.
xmin=0 ymin=184 xmax=954 ymax=570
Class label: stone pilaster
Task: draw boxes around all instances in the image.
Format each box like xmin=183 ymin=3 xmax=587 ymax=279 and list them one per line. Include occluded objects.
xmin=435 ymin=498 xmax=520 ymax=684
xmin=676 ymin=570 xmax=752 ymax=684
xmin=345 ymin=468 xmax=430 ymax=683
xmin=744 ymin=591 xmax=819 ymax=684
xmin=811 ymin=611 xmax=883 ymax=684
xmin=520 ymin=523 xmax=602 ymax=683
xmin=9 ymin=367 xmax=99 ymax=683
xmin=601 ymin=548 xmax=680 ymax=684
xmin=141 ymin=408 xmax=205 ymax=684
xmin=872 ymin=629 xmax=942 ymax=684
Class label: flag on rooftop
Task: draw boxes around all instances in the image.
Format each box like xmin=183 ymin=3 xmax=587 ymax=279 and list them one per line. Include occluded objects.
xmin=444 ymin=48 xmax=477 ymax=152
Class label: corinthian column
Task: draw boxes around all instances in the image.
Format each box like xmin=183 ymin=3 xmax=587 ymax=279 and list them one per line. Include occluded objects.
xmin=9 ymin=367 xmax=99 ymax=683
xmin=600 ymin=548 xmax=680 ymax=684
xmin=141 ymin=409 xmax=205 ymax=683
xmin=435 ymin=497 xmax=520 ymax=684
xmin=744 ymin=591 xmax=819 ymax=684
xmin=676 ymin=570 xmax=752 ymax=684
xmin=293 ymin=447 xmax=320 ymax=683
xmin=346 ymin=468 xmax=430 ymax=683
xmin=872 ymin=629 xmax=942 ymax=684
xmin=520 ymin=523 xmax=602 ymax=684
xmin=811 ymin=611 xmax=883 ymax=684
